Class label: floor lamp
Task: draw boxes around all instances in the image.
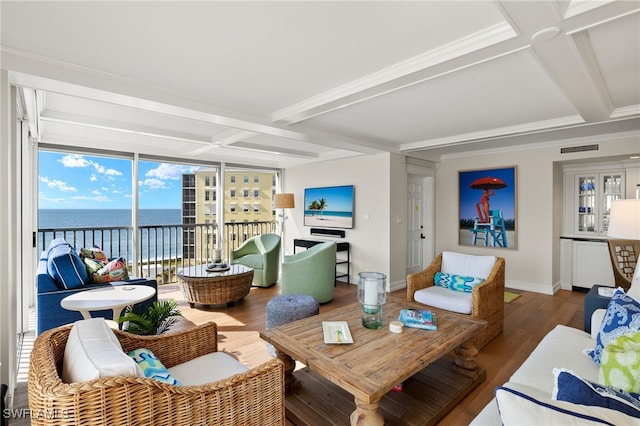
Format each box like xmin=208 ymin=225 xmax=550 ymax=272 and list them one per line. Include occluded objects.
xmin=274 ymin=193 xmax=295 ymax=259
xmin=607 ymin=199 xmax=640 ymax=300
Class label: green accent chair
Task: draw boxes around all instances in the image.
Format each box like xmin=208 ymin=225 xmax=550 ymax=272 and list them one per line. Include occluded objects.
xmin=230 ymin=234 xmax=281 ymax=287
xmin=281 ymin=241 xmax=337 ymax=303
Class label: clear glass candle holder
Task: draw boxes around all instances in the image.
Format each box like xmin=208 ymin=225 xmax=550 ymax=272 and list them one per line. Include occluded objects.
xmin=357 ymin=272 xmax=387 ymax=329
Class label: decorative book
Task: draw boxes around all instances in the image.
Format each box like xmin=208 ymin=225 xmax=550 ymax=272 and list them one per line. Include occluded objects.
xmin=398 ymin=309 xmax=438 ymax=330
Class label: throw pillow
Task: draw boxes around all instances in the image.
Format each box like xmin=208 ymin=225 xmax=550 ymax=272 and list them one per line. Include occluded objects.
xmin=79 ymin=246 xmax=108 ymax=263
xmin=47 ymin=241 xmax=90 ymax=289
xmin=434 ymin=271 xmax=483 ymax=292
xmin=552 ymin=368 xmax=640 ymax=418
xmin=91 ymin=257 xmax=129 ymax=283
xmin=586 ymin=288 xmax=640 ymax=365
xmin=62 ymin=318 xmax=143 ymax=383
xmin=129 ymin=348 xmax=181 ymax=385
xmin=495 ymin=385 xmax=633 ymax=425
xmin=83 ymin=257 xmax=105 ymax=275
xmin=599 ymin=331 xmax=640 ymax=393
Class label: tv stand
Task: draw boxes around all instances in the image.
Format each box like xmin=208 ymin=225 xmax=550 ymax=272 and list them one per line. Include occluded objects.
xmin=293 ymin=239 xmax=350 ymax=285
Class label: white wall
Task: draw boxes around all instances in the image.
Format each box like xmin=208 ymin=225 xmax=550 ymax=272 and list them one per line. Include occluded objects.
xmin=284 ymin=152 xmax=409 ymax=290
xmin=434 ymin=138 xmax=640 ymax=294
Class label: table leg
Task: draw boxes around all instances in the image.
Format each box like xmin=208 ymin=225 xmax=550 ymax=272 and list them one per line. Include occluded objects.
xmin=350 ymin=398 xmax=384 ymax=426
xmin=452 ymin=340 xmax=481 ymax=378
xmin=274 ymin=348 xmax=298 ymax=393
xmin=78 ymin=310 xmax=92 ymax=320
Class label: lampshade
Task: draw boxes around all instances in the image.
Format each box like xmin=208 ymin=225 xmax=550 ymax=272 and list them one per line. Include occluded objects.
xmin=607 ymin=199 xmax=640 ymax=239
xmin=274 ymin=193 xmax=295 ymax=209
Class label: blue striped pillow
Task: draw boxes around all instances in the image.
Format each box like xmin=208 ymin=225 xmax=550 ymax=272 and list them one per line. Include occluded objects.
xmin=47 ymin=242 xmax=89 ymax=289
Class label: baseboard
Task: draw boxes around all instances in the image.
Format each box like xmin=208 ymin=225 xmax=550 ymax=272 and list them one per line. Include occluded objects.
xmin=389 ymin=279 xmax=406 ymax=293
xmin=505 ymin=279 xmax=555 ymax=295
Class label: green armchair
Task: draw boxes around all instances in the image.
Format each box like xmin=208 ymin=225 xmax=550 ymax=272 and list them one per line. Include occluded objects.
xmin=281 ymin=241 xmax=337 ymax=303
xmin=230 ymin=234 xmax=281 ymax=287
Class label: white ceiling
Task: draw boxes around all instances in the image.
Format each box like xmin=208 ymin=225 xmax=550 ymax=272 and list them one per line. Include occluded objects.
xmin=1 ymin=0 xmax=639 ymax=168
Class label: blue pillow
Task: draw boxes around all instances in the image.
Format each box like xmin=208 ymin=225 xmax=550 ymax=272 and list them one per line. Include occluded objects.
xmin=586 ymin=288 xmax=640 ymax=365
xmin=552 ymin=368 xmax=640 ymax=418
xmin=128 ymin=348 xmax=181 ymax=385
xmin=434 ymin=272 xmax=483 ymax=292
xmin=46 ymin=241 xmax=89 ymax=289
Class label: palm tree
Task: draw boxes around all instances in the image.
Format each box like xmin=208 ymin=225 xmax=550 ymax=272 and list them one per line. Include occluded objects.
xmin=119 ymin=299 xmax=182 ymax=335
xmin=308 ymin=200 xmax=321 ymax=216
xmin=318 ymin=198 xmax=328 ymax=216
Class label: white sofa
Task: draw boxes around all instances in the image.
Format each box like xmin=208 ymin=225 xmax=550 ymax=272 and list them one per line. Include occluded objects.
xmin=470 ymin=309 xmax=637 ymax=425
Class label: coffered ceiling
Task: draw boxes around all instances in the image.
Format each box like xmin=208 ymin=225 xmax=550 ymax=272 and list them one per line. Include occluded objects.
xmin=1 ymin=1 xmax=639 ymax=168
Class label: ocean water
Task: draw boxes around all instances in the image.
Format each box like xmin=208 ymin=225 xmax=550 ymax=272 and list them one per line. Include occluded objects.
xmin=38 ymin=209 xmax=181 ymax=229
xmin=38 ymin=209 xmax=184 ymax=261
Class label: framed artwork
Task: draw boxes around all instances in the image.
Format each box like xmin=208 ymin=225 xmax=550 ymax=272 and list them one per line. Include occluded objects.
xmin=459 ymin=166 xmax=517 ymax=249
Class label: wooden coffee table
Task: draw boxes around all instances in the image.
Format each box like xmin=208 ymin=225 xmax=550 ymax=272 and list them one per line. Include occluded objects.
xmin=260 ymin=299 xmax=486 ymax=426
xmin=177 ymin=264 xmax=253 ymax=307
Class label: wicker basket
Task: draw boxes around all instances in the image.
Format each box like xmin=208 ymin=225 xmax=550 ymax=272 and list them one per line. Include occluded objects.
xmin=178 ymin=265 xmax=254 ymax=307
xmin=28 ymin=322 xmax=285 ymax=426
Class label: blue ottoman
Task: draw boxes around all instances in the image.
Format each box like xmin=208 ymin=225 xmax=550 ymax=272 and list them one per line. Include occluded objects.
xmin=266 ymin=294 xmax=320 ymax=329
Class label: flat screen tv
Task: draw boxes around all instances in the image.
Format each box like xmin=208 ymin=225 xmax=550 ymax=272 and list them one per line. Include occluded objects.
xmin=304 ymin=185 xmax=354 ymax=229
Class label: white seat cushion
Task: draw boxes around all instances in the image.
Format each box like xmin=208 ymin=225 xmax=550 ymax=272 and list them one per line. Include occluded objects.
xmin=414 ymin=286 xmax=472 ymax=314
xmin=168 ymin=351 xmax=248 ymax=386
xmin=62 ymin=318 xmax=143 ymax=383
xmin=441 ymin=251 xmax=496 ymax=280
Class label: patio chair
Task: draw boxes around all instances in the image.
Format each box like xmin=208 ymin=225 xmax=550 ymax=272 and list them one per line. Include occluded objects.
xmin=407 ymin=251 xmax=505 ymax=349
xmin=28 ymin=321 xmax=285 ymax=426
xmin=230 ymin=234 xmax=281 ymax=287
xmin=281 ymin=241 xmax=336 ymax=303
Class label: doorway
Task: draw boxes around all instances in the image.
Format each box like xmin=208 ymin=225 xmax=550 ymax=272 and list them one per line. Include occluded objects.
xmin=407 ymin=170 xmax=435 ymax=276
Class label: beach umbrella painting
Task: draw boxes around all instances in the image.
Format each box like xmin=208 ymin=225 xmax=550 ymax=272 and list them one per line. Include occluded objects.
xmin=470 ymin=177 xmax=508 ymax=224
xmin=470 ymin=176 xmax=508 ymax=191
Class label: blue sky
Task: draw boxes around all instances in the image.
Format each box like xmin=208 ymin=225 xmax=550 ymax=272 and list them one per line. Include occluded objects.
xmin=38 ymin=152 xmax=200 ymax=209
xmin=459 ymin=167 xmax=516 ymax=221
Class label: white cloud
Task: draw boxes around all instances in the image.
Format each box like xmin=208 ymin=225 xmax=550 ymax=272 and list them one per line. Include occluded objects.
xmin=39 ymin=176 xmax=77 ymax=192
xmin=91 ymin=190 xmax=101 ymax=195
xmin=145 ymin=163 xmax=195 ymax=180
xmin=59 ymin=154 xmax=90 ymax=168
xmin=59 ymin=154 xmax=122 ymax=177
xmin=90 ymin=174 xmax=97 ymax=182
xmin=141 ymin=178 xmax=165 ymax=189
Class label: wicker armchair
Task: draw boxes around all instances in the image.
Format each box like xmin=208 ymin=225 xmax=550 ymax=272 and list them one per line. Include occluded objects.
xmin=607 ymin=239 xmax=640 ymax=292
xmin=28 ymin=322 xmax=285 ymax=426
xmin=407 ymin=253 xmax=505 ymax=350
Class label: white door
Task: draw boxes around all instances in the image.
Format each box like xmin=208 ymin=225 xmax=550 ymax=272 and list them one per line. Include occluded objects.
xmin=407 ymin=175 xmax=426 ymax=275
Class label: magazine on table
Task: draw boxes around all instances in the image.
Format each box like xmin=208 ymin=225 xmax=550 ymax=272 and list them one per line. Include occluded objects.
xmin=398 ymin=309 xmax=438 ymax=330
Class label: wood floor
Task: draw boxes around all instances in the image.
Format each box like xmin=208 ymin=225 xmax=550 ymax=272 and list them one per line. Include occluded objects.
xmin=13 ymin=282 xmax=585 ymax=425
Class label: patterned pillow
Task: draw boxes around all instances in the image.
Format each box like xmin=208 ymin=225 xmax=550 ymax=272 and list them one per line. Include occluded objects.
xmin=434 ymin=272 xmax=483 ymax=292
xmin=552 ymin=368 xmax=640 ymax=418
xmin=586 ymin=288 xmax=640 ymax=365
xmin=83 ymin=257 xmax=105 ymax=275
xmin=599 ymin=331 xmax=640 ymax=393
xmin=128 ymin=348 xmax=181 ymax=385
xmin=91 ymin=258 xmax=129 ymax=283
xmin=79 ymin=246 xmax=108 ymax=263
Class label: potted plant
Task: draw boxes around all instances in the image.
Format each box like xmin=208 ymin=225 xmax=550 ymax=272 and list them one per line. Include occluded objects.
xmin=119 ymin=299 xmax=182 ymax=335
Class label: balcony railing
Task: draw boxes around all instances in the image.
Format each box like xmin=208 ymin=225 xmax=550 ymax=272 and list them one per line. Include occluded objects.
xmin=37 ymin=221 xmax=277 ymax=283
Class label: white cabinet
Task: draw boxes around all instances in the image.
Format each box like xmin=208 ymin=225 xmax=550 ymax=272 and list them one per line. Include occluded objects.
xmin=564 ymin=166 xmax=625 ymax=237
xmin=572 ymin=240 xmax=614 ymax=289
xmin=574 ymin=172 xmax=624 ymax=236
